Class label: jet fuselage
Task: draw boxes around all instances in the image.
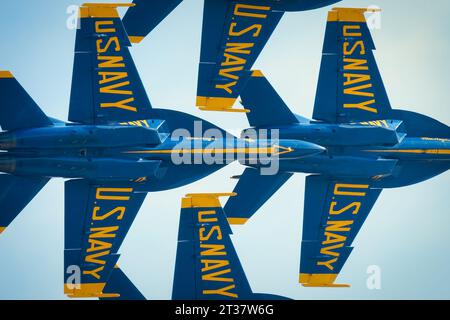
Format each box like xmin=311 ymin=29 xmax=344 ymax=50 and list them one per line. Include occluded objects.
xmin=0 ymin=120 xmax=324 ymax=190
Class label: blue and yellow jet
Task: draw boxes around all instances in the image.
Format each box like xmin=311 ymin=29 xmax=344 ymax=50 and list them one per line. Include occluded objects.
xmin=217 ymin=7 xmax=450 ymax=287
xmin=122 ymin=0 xmax=342 ymax=112
xmin=0 ymin=3 xmax=323 ymax=298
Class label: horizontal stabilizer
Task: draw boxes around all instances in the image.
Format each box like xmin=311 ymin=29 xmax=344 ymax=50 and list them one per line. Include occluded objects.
xmin=122 ymin=0 xmax=183 ymax=43
xmin=0 ymin=71 xmax=52 ymax=131
xmin=224 ymin=168 xmax=293 ymax=225
xmin=0 ymin=174 xmax=50 ymax=234
xmin=240 ymin=70 xmax=302 ymax=127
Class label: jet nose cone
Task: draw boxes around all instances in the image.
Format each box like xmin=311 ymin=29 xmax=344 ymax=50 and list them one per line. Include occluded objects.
xmin=277 ymin=140 xmax=325 ymax=159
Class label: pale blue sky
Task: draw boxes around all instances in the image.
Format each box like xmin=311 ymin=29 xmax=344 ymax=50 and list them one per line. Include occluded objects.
xmin=0 ymin=0 xmax=449 ymax=300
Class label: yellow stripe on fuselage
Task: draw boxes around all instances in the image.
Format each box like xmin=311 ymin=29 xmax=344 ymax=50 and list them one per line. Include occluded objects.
xmin=123 ymin=146 xmax=293 ymax=156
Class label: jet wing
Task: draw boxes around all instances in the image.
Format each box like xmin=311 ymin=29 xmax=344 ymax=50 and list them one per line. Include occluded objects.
xmin=69 ymin=3 xmax=153 ymax=124
xmin=224 ymin=168 xmax=293 ymax=225
xmin=299 ymin=175 xmax=381 ymax=287
xmin=172 ymin=193 xmax=254 ymax=300
xmin=313 ymin=8 xmax=392 ymax=123
xmin=64 ymin=179 xmax=146 ymax=298
xmin=122 ymin=0 xmax=183 ymax=43
xmin=196 ymin=0 xmax=284 ymax=112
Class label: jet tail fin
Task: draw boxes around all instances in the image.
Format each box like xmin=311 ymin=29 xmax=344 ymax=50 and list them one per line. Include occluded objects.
xmin=224 ymin=168 xmax=293 ymax=225
xmin=0 ymin=174 xmax=50 ymax=234
xmin=240 ymin=70 xmax=306 ymax=127
xmin=0 ymin=71 xmax=52 ymax=131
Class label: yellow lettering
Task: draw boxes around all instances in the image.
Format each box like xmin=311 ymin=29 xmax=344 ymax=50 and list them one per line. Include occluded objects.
xmin=317 ymin=258 xmax=338 ymax=271
xmin=100 ymin=97 xmax=137 ymax=112
xmin=344 ymin=83 xmax=374 ymax=98
xmin=221 ymin=53 xmax=247 ymax=67
xmin=343 ymin=73 xmax=371 ymax=86
xmin=343 ymin=25 xmax=362 ymax=37
xmin=202 ymin=268 xmax=234 ymax=282
xmin=215 ymin=82 xmax=237 ymax=95
xmin=329 ymin=201 xmax=361 ymax=215
xmin=234 ymin=4 xmax=270 ymax=19
xmin=87 ymin=239 xmax=113 ymax=253
xmin=198 ymin=210 xmax=217 ymax=223
xmin=343 ymin=40 xmax=365 ymax=56
xmin=203 ymin=285 xmax=238 ymax=298
xmin=100 ymin=81 xmax=133 ymax=95
xmin=201 ymin=259 xmax=230 ymax=272
xmin=343 ymin=58 xmax=368 ymax=71
xmin=199 ymin=226 xmax=223 ymax=242
xmin=95 ymin=21 xmax=116 ymax=33
xmin=229 ymin=23 xmax=262 ymax=37
xmin=322 ymin=232 xmax=347 ymax=245
xmin=320 ymin=243 xmax=344 ymax=257
xmin=92 ymin=206 xmax=125 ymax=221
xmin=326 ymin=220 xmax=354 ymax=233
xmin=83 ymin=266 xmax=104 ymax=280
xmin=85 ymin=250 xmax=110 ymax=265
xmin=96 ymin=188 xmax=133 ymax=201
xmin=96 ymin=37 xmax=120 ymax=54
xmin=344 ymin=99 xmax=377 ymax=113
xmin=89 ymin=226 xmax=119 ymax=239
xmin=98 ymin=56 xmax=125 ymax=69
xmin=334 ymin=183 xmax=369 ymax=196
xmin=98 ymin=72 xmax=128 ymax=85
xmin=225 ymin=42 xmax=255 ymax=55
xmin=200 ymin=244 xmax=226 ymax=256
xmin=219 ymin=66 xmax=244 ymax=80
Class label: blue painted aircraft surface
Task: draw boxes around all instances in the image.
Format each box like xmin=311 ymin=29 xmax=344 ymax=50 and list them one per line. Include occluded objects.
xmin=173 ymin=193 xmax=289 ymax=299
xmin=103 ymin=192 xmax=291 ymax=300
xmin=218 ymin=7 xmax=450 ymax=287
xmin=0 ymin=3 xmax=323 ymax=298
xmin=122 ymin=0 xmax=342 ymax=112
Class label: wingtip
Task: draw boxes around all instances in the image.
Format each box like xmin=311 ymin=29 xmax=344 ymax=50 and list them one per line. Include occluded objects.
xmin=0 ymin=71 xmax=14 ymax=79
xmin=227 ymin=218 xmax=248 ymax=225
xmin=129 ymin=36 xmax=145 ymax=44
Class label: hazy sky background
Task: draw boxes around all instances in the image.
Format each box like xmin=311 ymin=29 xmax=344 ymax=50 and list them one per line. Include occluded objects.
xmin=0 ymin=0 xmax=449 ymax=300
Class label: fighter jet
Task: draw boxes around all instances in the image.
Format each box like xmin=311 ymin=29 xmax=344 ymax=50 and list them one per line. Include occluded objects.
xmin=122 ymin=0 xmax=342 ymax=112
xmin=0 ymin=3 xmax=323 ymax=298
xmin=219 ymin=8 xmax=450 ymax=287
